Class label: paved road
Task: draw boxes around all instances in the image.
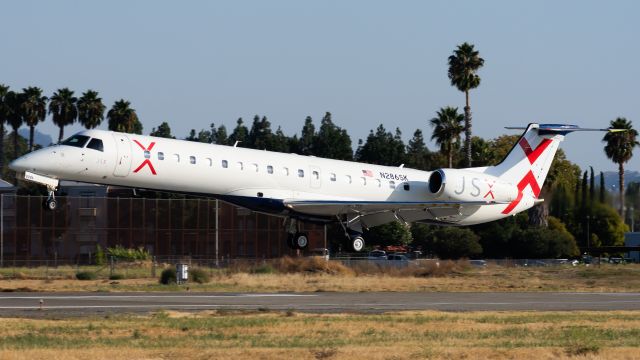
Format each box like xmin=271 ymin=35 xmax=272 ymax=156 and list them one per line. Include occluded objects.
xmin=0 ymin=292 xmax=639 ymax=317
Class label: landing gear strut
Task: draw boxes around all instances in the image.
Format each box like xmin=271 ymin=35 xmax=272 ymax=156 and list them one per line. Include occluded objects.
xmin=284 ymin=218 xmax=309 ymax=250
xmin=336 ymin=215 xmax=366 ymax=252
xmin=42 ymin=187 xmax=57 ymax=211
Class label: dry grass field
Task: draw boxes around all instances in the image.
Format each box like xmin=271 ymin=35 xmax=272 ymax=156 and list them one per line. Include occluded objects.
xmin=0 ymin=259 xmax=639 ymax=293
xmin=0 ymin=310 xmax=638 ymax=359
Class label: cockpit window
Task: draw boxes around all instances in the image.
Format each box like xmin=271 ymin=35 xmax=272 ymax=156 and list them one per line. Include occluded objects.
xmin=61 ymin=135 xmax=90 ymax=148
xmin=86 ymin=138 xmax=104 ymax=152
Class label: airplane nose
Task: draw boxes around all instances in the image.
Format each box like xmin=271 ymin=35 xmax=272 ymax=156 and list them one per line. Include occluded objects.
xmin=9 ymin=155 xmax=30 ymax=173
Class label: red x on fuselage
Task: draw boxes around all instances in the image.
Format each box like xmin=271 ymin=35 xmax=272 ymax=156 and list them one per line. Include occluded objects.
xmin=132 ymin=140 xmax=157 ymax=175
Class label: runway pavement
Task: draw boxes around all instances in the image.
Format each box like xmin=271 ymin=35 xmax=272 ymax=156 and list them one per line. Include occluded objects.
xmin=0 ymin=291 xmax=639 ymax=317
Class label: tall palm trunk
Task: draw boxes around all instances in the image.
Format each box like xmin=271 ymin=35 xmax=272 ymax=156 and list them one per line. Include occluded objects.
xmin=464 ymin=90 xmax=472 ymax=167
xmin=619 ymin=162 xmax=625 ymax=219
xmin=0 ymin=122 xmax=4 ymax=178
xmin=447 ymin=144 xmax=453 ymax=168
xmin=58 ymin=125 xmax=64 ymax=143
xmin=29 ymin=125 xmax=35 ymax=151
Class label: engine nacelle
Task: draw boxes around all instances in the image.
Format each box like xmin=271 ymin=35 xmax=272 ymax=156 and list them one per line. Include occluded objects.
xmin=428 ymin=168 xmax=518 ymax=203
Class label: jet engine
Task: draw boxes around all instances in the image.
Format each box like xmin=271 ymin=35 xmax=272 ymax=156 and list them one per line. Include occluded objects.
xmin=428 ymin=168 xmax=518 ymax=203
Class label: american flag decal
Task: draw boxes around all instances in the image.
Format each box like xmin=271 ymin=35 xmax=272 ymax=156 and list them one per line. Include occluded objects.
xmin=362 ymin=169 xmax=373 ymax=177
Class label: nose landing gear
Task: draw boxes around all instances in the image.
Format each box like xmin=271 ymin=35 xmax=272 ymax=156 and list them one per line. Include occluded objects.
xmin=42 ymin=187 xmax=57 ymax=211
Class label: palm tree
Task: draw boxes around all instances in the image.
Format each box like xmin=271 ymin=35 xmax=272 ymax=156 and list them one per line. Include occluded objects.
xmin=49 ymin=88 xmax=78 ymax=142
xmin=447 ymin=42 xmax=484 ymax=167
xmin=0 ymin=84 xmax=11 ymax=173
xmin=107 ymin=99 xmax=142 ymax=134
xmin=430 ymin=106 xmax=465 ymax=168
xmin=603 ymin=117 xmax=639 ymax=219
xmin=21 ymin=87 xmax=48 ymax=151
xmin=77 ymin=90 xmax=105 ymax=129
xmin=6 ymin=91 xmax=24 ymax=160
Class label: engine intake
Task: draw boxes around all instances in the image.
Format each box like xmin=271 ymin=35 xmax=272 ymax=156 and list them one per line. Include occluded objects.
xmin=428 ymin=168 xmax=518 ymax=203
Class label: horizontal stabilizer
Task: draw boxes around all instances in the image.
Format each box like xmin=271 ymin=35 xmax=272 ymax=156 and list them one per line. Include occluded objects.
xmin=505 ymin=124 xmax=625 ymax=134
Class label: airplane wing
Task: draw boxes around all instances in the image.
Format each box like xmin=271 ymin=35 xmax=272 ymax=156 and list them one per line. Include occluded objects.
xmin=283 ymin=199 xmax=508 ymax=226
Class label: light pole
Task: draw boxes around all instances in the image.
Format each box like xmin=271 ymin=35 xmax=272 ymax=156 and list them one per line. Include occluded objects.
xmin=586 ymin=215 xmax=590 ymax=254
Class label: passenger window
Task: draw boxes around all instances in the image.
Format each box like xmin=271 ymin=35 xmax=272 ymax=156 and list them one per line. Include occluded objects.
xmin=206 ymin=158 xmax=212 ymax=166
xmin=222 ymin=160 xmax=228 ymax=168
xmin=237 ymin=162 xmax=243 ymax=170
xmin=360 ymin=177 xmax=366 ymax=185
xmin=376 ymin=179 xmax=381 ymax=187
xmin=158 ymin=152 xmax=165 ymax=160
xmin=190 ymin=156 xmax=196 ymax=164
xmin=330 ymin=173 xmax=336 ymax=181
xmin=144 ymin=150 xmax=150 ymax=159
xmin=267 ymin=165 xmax=274 ymax=174
xmin=298 ymin=169 xmax=304 ymax=178
xmin=403 ymin=183 xmax=410 ymax=191
xmin=389 ymin=180 xmax=396 ymax=189
xmin=283 ymin=167 xmax=289 ymax=176
xmin=86 ymin=138 xmax=104 ymax=152
xmin=174 ymin=154 xmax=180 ymax=163
xmin=252 ymin=163 xmax=258 ymax=172
xmin=345 ymin=175 xmax=352 ymax=184
xmin=312 ymin=171 xmax=319 ymax=180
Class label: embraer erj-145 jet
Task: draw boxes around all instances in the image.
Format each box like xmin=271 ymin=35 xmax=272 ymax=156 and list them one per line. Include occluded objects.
xmin=9 ymin=123 xmax=615 ymax=252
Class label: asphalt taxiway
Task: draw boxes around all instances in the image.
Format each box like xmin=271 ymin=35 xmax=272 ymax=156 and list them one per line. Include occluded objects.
xmin=0 ymin=291 xmax=639 ymax=317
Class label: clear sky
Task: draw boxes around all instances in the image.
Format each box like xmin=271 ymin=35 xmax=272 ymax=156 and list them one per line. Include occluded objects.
xmin=2 ymin=0 xmax=639 ymax=172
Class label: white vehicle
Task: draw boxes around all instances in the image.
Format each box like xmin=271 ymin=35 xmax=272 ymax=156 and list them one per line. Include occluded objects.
xmin=9 ymin=123 xmax=615 ymax=252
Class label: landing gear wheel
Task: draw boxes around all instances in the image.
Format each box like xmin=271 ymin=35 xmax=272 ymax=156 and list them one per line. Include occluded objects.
xmin=45 ymin=199 xmax=57 ymax=211
xmin=351 ymin=236 xmax=365 ymax=252
xmin=294 ymin=232 xmax=309 ymax=250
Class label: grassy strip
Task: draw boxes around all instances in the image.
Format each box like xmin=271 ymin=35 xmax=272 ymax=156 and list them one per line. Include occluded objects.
xmin=1 ymin=263 xmax=640 ymax=293
xmin=0 ymin=310 xmax=638 ymax=359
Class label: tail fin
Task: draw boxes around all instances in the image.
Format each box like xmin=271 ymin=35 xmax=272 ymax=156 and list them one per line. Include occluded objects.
xmin=484 ymin=124 xmax=574 ymax=214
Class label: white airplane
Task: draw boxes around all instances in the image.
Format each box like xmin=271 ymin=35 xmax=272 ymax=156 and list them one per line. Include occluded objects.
xmin=9 ymin=123 xmax=613 ymax=252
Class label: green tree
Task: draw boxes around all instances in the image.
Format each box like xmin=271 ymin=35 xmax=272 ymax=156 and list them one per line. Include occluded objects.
xmin=107 ymin=99 xmax=142 ymax=134
xmin=6 ymin=91 xmax=24 ymax=160
xmin=299 ymin=116 xmax=315 ymax=155
xmin=599 ymin=171 xmax=605 ymax=204
xmin=405 ymin=129 xmax=431 ymax=170
xmin=20 ymin=87 xmax=47 ymax=151
xmin=447 ymin=42 xmax=484 ymax=167
xmin=271 ymin=126 xmax=290 ymax=153
xmin=77 ymin=90 xmax=105 ymax=130
xmin=150 ymin=122 xmax=175 ymax=138
xmin=229 ymin=118 xmax=249 ymax=146
xmin=213 ymin=124 xmax=228 ymax=145
xmin=603 ymin=117 xmax=638 ymax=218
xmin=590 ymin=202 xmax=627 ymax=247
xmin=429 ymin=106 xmax=464 ymax=168
xmin=248 ymin=115 xmax=274 ymax=150
xmin=511 ymin=217 xmax=578 ymax=258
xmin=425 ymin=227 xmax=482 ymax=259
xmin=312 ymin=112 xmax=353 ymax=160
xmin=364 ymin=222 xmax=413 ymax=247
xmin=48 ymin=88 xmax=78 ymax=142
xmin=355 ymin=125 xmax=406 ymax=166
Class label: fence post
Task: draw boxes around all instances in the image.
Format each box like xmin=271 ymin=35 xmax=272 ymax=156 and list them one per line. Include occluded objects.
xmin=152 ymin=256 xmax=157 ymax=278
xmin=110 ymin=256 xmax=114 ymax=277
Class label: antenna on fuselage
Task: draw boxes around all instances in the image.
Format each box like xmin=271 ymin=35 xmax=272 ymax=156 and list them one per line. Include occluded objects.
xmin=399 ymin=164 xmax=404 ymax=168
xmin=233 ymin=141 xmax=241 ymax=148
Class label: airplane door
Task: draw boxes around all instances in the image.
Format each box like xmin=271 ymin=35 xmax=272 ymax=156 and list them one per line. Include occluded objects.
xmin=310 ymin=165 xmax=321 ymax=189
xmin=112 ymin=133 xmax=132 ymax=177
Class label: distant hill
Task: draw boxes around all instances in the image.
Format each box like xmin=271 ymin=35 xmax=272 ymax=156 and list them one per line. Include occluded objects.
xmin=17 ymin=128 xmax=53 ymax=147
xmin=598 ymin=171 xmax=640 ymax=191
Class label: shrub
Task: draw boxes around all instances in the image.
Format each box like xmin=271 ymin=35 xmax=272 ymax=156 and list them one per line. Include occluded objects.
xmin=109 ymin=273 xmax=125 ymax=280
xmin=190 ymin=268 xmax=210 ymax=284
xmin=159 ymin=268 xmax=176 ymax=285
xmin=107 ymin=245 xmax=150 ymax=261
xmin=95 ymin=244 xmax=106 ymax=266
xmin=76 ymin=271 xmax=97 ymax=280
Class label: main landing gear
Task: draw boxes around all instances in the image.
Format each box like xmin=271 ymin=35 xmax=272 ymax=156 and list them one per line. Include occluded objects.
xmin=285 ymin=218 xmax=309 ymax=250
